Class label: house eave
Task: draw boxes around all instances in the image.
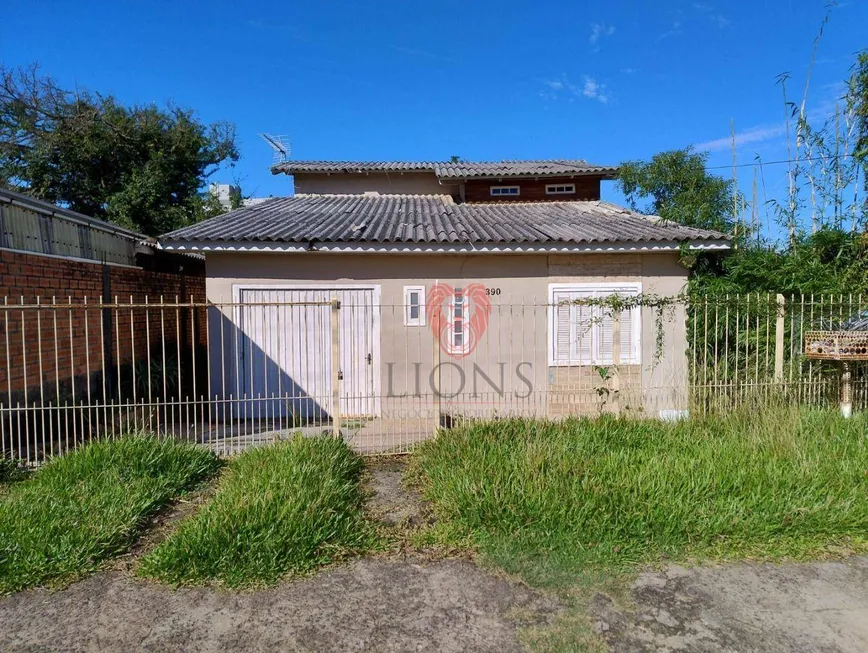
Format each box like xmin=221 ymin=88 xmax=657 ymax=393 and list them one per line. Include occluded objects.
xmin=158 ymin=240 xmax=731 ymax=254
xmin=272 ymin=168 xmax=618 ymax=181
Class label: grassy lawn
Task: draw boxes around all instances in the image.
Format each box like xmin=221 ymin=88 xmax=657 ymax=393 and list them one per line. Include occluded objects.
xmin=411 ymin=407 xmax=868 ymax=650
xmin=0 ymin=436 xmax=220 ymax=594
xmin=139 ymin=435 xmax=375 ymax=588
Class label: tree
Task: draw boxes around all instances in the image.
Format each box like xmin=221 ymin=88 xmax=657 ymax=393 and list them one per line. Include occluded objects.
xmin=616 ymin=148 xmax=737 ymax=233
xmin=0 ymin=64 xmax=239 ymax=235
xmin=852 ymin=51 xmax=868 ymax=205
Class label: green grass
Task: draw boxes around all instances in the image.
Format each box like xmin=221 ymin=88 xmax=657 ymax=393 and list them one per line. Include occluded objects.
xmin=139 ymin=435 xmax=374 ymax=588
xmin=413 ymin=407 xmax=868 ymax=651
xmin=0 ymin=436 xmax=221 ymax=594
xmin=413 ymin=407 xmax=868 ymax=574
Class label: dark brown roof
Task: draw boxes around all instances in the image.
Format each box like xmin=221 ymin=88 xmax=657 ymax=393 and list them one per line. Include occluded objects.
xmin=161 ymin=194 xmax=729 ymax=249
xmin=271 ymin=159 xmax=618 ymax=180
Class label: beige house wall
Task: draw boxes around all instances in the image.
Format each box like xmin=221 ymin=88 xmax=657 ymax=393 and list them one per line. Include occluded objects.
xmin=292 ymin=172 xmax=459 ymax=197
xmin=204 ymin=251 xmax=689 ymax=420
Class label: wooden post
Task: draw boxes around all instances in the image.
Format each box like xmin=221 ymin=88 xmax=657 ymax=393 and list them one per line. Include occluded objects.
xmin=611 ymin=310 xmax=621 ymax=416
xmin=841 ymin=361 xmax=852 ymax=419
xmin=331 ymin=296 xmax=341 ymax=437
xmin=432 ymin=324 xmax=441 ymax=433
xmin=774 ymin=294 xmax=786 ymax=382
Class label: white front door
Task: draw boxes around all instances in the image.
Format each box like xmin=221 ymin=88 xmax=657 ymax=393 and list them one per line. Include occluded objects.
xmin=238 ymin=286 xmax=380 ymax=420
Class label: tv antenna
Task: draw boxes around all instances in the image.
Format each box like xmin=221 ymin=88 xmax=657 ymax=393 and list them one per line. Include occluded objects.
xmin=259 ymin=133 xmax=291 ymax=164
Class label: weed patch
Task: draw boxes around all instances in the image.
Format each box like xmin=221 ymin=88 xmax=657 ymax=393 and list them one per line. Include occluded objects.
xmin=0 ymin=436 xmax=220 ymax=593
xmin=413 ymin=407 xmax=868 ymax=651
xmin=139 ymin=435 xmax=374 ymax=588
xmin=414 ymin=407 xmax=868 ymax=569
xmin=0 ymin=458 xmax=28 ymax=486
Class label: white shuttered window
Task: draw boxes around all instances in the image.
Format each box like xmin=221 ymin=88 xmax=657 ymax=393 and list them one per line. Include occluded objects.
xmin=549 ymin=283 xmax=641 ymax=365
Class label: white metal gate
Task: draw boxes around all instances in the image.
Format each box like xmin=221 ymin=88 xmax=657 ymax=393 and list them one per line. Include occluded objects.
xmin=238 ymin=286 xmax=380 ymax=420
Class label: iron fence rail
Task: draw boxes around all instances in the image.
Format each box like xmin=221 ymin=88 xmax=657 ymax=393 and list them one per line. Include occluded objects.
xmin=1 ymin=293 xmax=865 ymax=464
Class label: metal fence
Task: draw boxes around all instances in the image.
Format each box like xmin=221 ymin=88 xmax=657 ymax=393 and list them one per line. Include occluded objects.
xmin=690 ymin=294 xmax=868 ymax=411
xmin=1 ymin=293 xmax=865 ymax=464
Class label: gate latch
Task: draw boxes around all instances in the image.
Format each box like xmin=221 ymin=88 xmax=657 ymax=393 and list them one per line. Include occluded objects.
xmin=366 ymin=353 xmax=372 ymax=365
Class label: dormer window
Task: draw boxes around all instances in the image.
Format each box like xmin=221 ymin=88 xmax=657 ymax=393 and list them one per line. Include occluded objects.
xmin=490 ymin=185 xmax=520 ymax=197
xmin=546 ymin=183 xmax=576 ymax=195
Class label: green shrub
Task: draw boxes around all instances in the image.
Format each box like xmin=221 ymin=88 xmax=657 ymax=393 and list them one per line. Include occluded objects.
xmin=0 ymin=436 xmax=221 ymax=593
xmin=414 ymin=408 xmax=868 ymax=571
xmin=0 ymin=457 xmax=28 ymax=485
xmin=139 ymin=435 xmax=372 ymax=588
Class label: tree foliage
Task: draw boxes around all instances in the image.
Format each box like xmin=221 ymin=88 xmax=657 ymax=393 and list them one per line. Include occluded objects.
xmin=616 ymin=144 xmax=868 ymax=295
xmin=690 ymin=229 xmax=868 ymax=296
xmin=853 ymin=51 xmax=868 ymax=198
xmin=616 ymin=148 xmax=737 ymax=233
xmin=0 ymin=65 xmax=239 ymax=236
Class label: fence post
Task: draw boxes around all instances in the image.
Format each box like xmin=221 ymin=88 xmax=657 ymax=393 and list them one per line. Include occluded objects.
xmin=774 ymin=294 xmax=785 ymax=382
xmin=330 ymin=296 xmax=341 ymax=438
xmin=840 ymin=361 xmax=852 ymax=419
xmin=432 ymin=322 xmax=441 ymax=432
xmin=101 ymin=262 xmax=115 ymax=401
xmin=611 ymin=309 xmax=621 ymax=416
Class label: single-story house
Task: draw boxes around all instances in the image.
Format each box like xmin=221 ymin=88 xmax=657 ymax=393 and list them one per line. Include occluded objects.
xmin=159 ymin=160 xmax=729 ymax=435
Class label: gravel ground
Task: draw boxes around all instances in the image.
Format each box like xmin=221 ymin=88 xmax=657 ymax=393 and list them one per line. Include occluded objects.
xmin=591 ymin=556 xmax=868 ymax=653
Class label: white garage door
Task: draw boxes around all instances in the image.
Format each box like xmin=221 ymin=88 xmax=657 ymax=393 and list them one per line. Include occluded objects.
xmin=238 ymin=286 xmax=380 ymax=420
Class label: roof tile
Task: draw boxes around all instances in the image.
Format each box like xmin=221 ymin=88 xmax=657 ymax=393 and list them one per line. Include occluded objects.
xmin=161 ymin=194 xmax=729 ymax=247
xmin=271 ymin=159 xmax=618 ymax=179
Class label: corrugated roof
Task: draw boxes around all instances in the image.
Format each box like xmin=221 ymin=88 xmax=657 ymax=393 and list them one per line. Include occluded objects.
xmin=161 ymin=194 xmax=729 ymax=247
xmin=271 ymin=159 xmax=618 ymax=180
xmin=0 ymin=187 xmax=148 ymax=242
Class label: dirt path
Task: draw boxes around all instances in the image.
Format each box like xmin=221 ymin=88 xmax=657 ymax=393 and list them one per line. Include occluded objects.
xmin=364 ymin=457 xmax=426 ymax=527
xmin=0 ymin=559 xmax=557 ymax=653
xmin=591 ymin=556 xmax=868 ymax=653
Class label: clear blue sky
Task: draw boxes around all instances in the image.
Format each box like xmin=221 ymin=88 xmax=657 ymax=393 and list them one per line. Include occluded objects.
xmin=2 ymin=0 xmax=865 ymax=211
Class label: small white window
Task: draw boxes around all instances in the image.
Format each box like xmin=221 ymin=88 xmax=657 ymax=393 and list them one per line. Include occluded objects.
xmin=546 ymin=183 xmax=576 ymax=195
xmin=404 ymin=285 xmax=426 ymax=326
xmin=490 ymin=185 xmax=520 ymax=197
xmin=548 ymin=283 xmax=642 ymax=366
xmin=447 ymin=287 xmax=472 ymax=355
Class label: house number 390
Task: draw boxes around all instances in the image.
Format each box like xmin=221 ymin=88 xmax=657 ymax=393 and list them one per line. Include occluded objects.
xmin=485 ymin=288 xmax=502 ymax=296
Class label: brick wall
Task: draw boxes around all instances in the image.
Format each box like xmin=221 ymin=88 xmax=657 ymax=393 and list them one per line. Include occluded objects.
xmin=0 ymin=249 xmax=206 ymax=398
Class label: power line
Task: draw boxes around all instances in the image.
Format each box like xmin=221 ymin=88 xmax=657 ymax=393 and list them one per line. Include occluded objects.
xmin=704 ymin=153 xmax=856 ymax=171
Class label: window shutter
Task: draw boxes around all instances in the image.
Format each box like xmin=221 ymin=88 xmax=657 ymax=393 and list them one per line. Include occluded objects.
xmin=599 ymin=308 xmax=614 ymax=364
xmin=553 ymin=292 xmax=572 ymax=363
xmin=598 ymin=307 xmax=636 ymax=364
xmin=574 ymin=304 xmax=594 ymax=364
xmin=553 ymin=291 xmax=593 ymax=364
xmin=551 ymin=287 xmax=638 ymax=366
xmin=620 ymin=306 xmax=636 ymax=363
